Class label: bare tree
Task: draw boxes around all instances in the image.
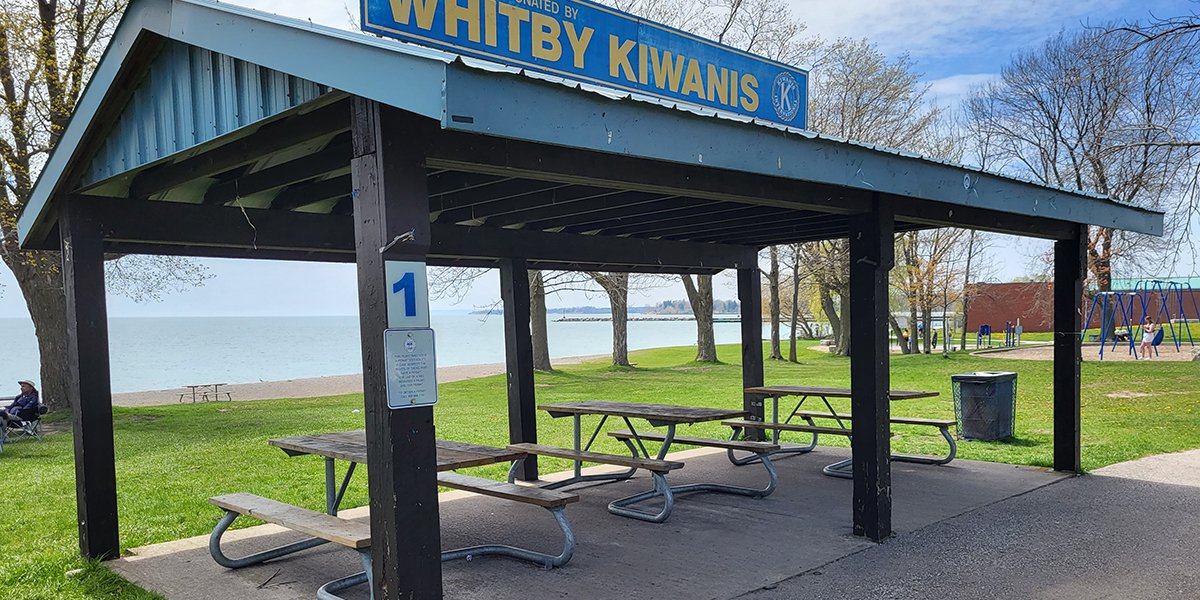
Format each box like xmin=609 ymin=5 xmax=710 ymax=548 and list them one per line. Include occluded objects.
xmin=0 ymin=0 xmax=210 ymax=409
xmin=789 ymin=39 xmax=950 ymax=357
xmin=588 ymin=272 xmax=632 ymax=366
xmin=780 ymin=243 xmax=811 ymax=362
xmin=894 ymin=230 xmax=968 ymax=353
xmin=966 ymin=26 xmax=1200 ymax=290
xmin=681 ymin=274 xmax=717 ymax=362
xmin=793 ymin=240 xmax=849 ymax=352
xmin=765 ymin=246 xmax=784 ymax=360
xmin=530 ymin=270 xmax=552 ymax=371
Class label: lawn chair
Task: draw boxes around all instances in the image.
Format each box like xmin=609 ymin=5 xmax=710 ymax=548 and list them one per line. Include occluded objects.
xmin=6 ymin=404 xmax=48 ymax=442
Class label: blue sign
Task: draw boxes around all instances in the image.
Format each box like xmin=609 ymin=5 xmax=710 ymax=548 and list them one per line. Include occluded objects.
xmin=361 ymin=0 xmax=808 ymax=127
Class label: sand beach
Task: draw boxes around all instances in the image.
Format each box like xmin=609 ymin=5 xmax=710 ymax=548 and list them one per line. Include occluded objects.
xmin=111 ymin=354 xmax=607 ymax=408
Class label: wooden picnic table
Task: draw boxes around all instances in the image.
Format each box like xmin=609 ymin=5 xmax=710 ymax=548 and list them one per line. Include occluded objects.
xmin=733 ymin=385 xmax=954 ymax=478
xmin=532 ymin=400 xmax=772 ymax=523
xmin=179 ymin=383 xmax=233 ymax=403
xmin=270 ymin=431 xmax=527 ymax=515
xmin=540 ymin=400 xmax=747 ymax=426
xmin=207 ymin=432 xmax=574 ymax=590
xmin=745 ymin=385 xmax=939 ymax=433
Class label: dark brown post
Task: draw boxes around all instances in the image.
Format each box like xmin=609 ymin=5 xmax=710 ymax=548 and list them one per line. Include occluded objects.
xmin=351 ymin=98 xmax=442 ymax=599
xmin=60 ymin=199 xmax=120 ymax=560
xmin=848 ymin=197 xmax=895 ymax=542
xmin=500 ymin=258 xmax=538 ymax=480
xmin=1053 ymin=225 xmax=1086 ymax=473
xmin=738 ymin=266 xmax=765 ymax=439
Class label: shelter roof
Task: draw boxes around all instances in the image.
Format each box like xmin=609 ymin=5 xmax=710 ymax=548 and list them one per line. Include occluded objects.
xmin=18 ymin=0 xmax=1163 ymax=263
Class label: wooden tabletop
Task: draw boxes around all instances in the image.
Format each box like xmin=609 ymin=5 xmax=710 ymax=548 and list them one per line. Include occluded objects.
xmin=539 ymin=400 xmax=747 ymax=424
xmin=745 ymin=386 xmax=939 ymax=400
xmin=269 ymin=431 xmax=526 ymax=471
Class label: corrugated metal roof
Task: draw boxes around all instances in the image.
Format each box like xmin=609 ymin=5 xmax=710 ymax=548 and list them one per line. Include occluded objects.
xmin=84 ymin=40 xmax=330 ymax=185
xmin=87 ymin=0 xmax=1115 ymax=202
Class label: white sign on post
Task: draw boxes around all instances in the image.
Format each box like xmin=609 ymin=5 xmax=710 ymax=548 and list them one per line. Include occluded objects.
xmin=385 ymin=260 xmax=430 ymax=329
xmin=384 ymin=328 xmax=438 ymax=409
xmin=383 ymin=261 xmax=436 ymax=409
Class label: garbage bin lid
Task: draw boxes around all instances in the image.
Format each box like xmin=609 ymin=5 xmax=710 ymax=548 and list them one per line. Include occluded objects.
xmin=952 ymin=371 xmax=1017 ymax=382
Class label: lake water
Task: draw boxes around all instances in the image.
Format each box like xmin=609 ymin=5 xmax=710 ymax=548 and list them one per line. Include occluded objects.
xmin=0 ymin=313 xmax=768 ymax=393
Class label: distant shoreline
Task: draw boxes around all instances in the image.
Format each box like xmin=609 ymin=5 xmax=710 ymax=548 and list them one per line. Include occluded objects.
xmin=111 ymin=354 xmax=608 ymax=408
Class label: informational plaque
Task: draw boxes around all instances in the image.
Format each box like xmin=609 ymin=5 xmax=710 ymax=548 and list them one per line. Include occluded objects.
xmin=384 ymin=328 xmax=438 ymax=409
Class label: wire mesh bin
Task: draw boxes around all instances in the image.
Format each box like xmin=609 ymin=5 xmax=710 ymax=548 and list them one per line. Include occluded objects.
xmin=952 ymin=372 xmax=1018 ymax=441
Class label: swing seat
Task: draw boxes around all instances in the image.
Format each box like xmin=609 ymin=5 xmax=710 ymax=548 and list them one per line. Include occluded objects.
xmin=1153 ymin=328 xmax=1165 ymax=346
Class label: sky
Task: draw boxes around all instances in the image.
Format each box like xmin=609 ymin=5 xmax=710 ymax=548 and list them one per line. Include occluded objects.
xmin=1 ymin=0 xmax=1197 ymax=319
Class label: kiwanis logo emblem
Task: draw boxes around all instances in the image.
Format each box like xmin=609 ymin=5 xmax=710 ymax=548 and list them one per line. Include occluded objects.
xmin=771 ymin=72 xmax=802 ymax=123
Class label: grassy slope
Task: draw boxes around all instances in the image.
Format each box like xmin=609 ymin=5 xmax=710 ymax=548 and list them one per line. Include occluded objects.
xmin=2 ymin=342 xmax=1197 ymax=598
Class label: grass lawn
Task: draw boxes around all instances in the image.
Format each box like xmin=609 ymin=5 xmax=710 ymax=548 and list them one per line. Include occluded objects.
xmin=3 ymin=341 xmax=1198 ymax=599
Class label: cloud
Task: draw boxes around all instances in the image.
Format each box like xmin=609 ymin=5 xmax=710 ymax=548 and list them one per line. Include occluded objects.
xmin=925 ymin=72 xmax=997 ymax=109
xmin=786 ymin=0 xmax=1126 ymax=61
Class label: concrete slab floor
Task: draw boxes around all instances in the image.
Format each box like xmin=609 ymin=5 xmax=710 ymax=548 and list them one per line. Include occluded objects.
xmin=111 ymin=447 xmax=1065 ymax=600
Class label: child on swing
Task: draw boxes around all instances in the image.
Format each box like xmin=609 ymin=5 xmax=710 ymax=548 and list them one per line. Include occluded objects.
xmin=1140 ymin=316 xmax=1157 ymax=359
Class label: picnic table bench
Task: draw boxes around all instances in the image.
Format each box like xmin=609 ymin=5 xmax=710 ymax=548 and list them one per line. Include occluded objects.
xmin=729 ymin=386 xmax=955 ymax=478
xmin=209 ymin=434 xmax=578 ymax=600
xmin=512 ymin=400 xmax=778 ymax=523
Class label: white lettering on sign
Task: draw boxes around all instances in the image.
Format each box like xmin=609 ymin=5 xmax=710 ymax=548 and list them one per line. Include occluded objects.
xmin=385 ymin=328 xmax=439 ymax=409
xmin=385 ymin=260 xmax=430 ymax=328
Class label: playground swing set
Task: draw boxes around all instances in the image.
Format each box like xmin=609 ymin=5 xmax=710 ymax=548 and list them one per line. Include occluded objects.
xmin=1082 ymin=279 xmax=1200 ymax=360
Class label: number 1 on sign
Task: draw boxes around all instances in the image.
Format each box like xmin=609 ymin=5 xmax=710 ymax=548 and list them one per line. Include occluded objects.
xmin=385 ymin=260 xmax=429 ymax=328
xmin=392 ymin=272 xmax=416 ymax=317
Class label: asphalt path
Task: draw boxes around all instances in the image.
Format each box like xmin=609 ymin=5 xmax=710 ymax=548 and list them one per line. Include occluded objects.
xmin=736 ymin=450 xmax=1200 ymax=600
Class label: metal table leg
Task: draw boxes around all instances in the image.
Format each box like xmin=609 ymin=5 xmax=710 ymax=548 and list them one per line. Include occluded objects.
xmin=324 ymin=458 xmax=357 ymax=516
xmin=530 ymin=413 xmax=637 ymax=490
xmin=612 ymin=423 xmax=778 ymax=523
xmin=728 ymin=394 xmax=816 ymax=465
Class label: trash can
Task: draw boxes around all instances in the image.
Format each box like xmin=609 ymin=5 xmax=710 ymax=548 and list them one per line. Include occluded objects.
xmin=951 ymin=371 xmax=1017 ymax=441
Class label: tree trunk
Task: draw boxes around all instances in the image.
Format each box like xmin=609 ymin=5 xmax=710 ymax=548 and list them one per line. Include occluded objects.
xmin=529 ymin=270 xmax=553 ymax=372
xmin=922 ymin=309 xmax=933 ymax=354
xmin=1091 ymin=227 xmax=1116 ymax=341
xmin=602 ymin=273 xmax=630 ymax=367
xmin=767 ymin=247 xmax=783 ymax=360
xmin=681 ymin=274 xmax=718 ymax=362
xmin=908 ymin=307 xmax=919 ymax=354
xmin=960 ymin=231 xmax=976 ymax=350
xmin=8 ymin=256 xmax=69 ymax=411
xmin=942 ymin=284 xmax=951 ymax=356
xmin=836 ymin=293 xmax=851 ymax=357
xmin=888 ymin=314 xmax=908 ymax=354
xmin=788 ymin=262 xmax=800 ymax=362
xmin=819 ymin=283 xmax=841 ymax=348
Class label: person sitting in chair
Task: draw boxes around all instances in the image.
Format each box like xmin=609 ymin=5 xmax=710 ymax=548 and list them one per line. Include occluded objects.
xmin=1 ymin=380 xmax=40 ymax=426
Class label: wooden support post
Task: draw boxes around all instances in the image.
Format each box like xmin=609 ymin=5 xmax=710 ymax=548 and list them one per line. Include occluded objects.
xmin=60 ymin=199 xmax=120 ymax=560
xmin=500 ymin=258 xmax=538 ymax=481
xmin=848 ymin=197 xmax=895 ymax=542
xmin=738 ymin=266 xmax=765 ymax=440
xmin=1053 ymin=225 xmax=1086 ymax=473
xmin=351 ymin=98 xmax=442 ymax=599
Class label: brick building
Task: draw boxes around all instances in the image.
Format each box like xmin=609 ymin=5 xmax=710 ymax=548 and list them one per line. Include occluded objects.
xmin=965 ymin=281 xmax=1200 ymax=333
